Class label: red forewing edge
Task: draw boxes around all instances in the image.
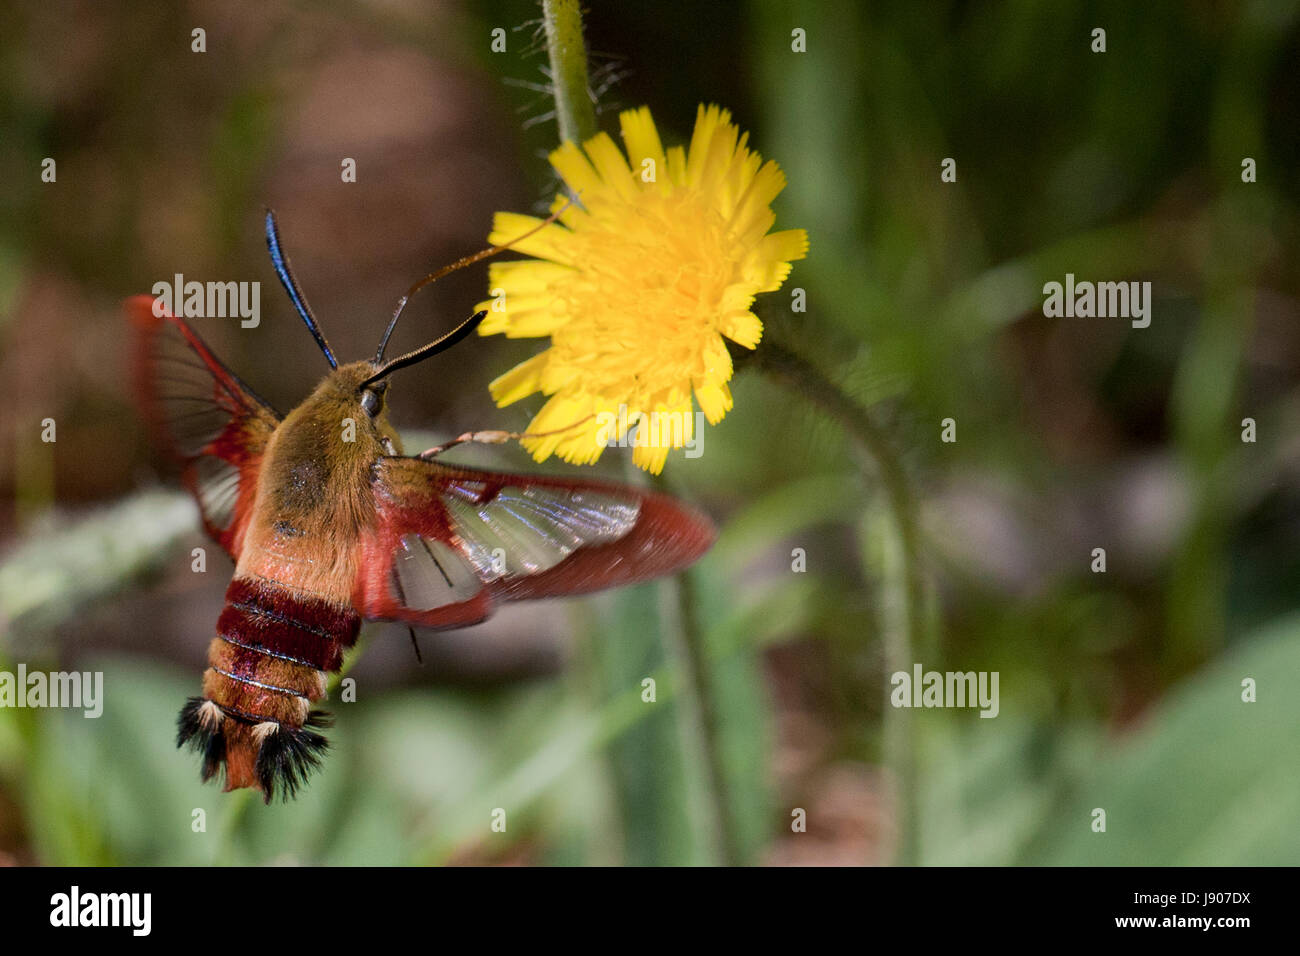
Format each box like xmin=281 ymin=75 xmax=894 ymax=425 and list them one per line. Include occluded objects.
xmin=353 ymin=456 xmax=715 ymax=629
xmin=127 ymin=295 xmax=280 ymax=559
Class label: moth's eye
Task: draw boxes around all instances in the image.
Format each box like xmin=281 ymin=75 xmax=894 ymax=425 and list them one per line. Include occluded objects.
xmin=360 ymin=388 xmax=384 ymax=418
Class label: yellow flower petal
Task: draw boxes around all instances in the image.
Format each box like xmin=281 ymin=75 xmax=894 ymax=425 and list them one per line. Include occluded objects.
xmin=620 ymin=106 xmax=670 ymax=195
xmin=486 ymin=259 xmax=574 ymax=294
xmin=633 ymin=439 xmax=672 ymax=475
xmin=489 ymin=351 xmax=549 ymax=406
xmin=761 ymin=228 xmax=810 ymax=263
xmin=719 ymin=284 xmax=756 ymax=313
xmin=521 ymin=393 xmax=595 ymax=460
xmin=666 ymin=145 xmax=688 ymax=185
xmin=475 ymin=302 xmax=507 ymax=333
xmin=493 ymin=307 xmax=568 ymax=337
xmin=720 ymin=310 xmax=762 ymax=349
xmin=685 ymin=104 xmax=731 ymax=187
xmin=693 ymin=115 xmax=740 ymax=195
xmin=548 ymin=140 xmax=607 ymax=202
xmin=487 ymin=213 xmax=576 ymax=266
xmin=695 ymin=382 xmax=733 ymax=424
xmin=731 ymin=161 xmax=787 ymax=241
xmin=583 ymin=133 xmax=638 ymax=202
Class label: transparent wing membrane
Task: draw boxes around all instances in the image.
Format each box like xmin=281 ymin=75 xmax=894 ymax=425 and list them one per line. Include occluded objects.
xmin=384 ymin=484 xmax=641 ymax=611
xmin=445 ymin=485 xmax=640 ymax=580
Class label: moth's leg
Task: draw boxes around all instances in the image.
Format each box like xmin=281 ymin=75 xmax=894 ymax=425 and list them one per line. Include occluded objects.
xmin=417 ymin=430 xmax=518 ymax=459
xmin=416 ymin=416 xmax=595 ymax=460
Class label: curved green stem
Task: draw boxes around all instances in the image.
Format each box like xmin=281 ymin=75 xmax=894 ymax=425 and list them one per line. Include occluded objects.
xmin=750 ymin=337 xmax=924 ymax=865
xmin=652 ymin=471 xmax=741 ymax=865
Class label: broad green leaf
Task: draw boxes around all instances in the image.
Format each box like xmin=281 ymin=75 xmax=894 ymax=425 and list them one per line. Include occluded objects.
xmin=1027 ymin=614 xmax=1300 ymax=865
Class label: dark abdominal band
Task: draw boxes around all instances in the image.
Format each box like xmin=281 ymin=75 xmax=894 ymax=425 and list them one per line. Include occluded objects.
xmin=176 ymin=575 xmax=360 ymax=800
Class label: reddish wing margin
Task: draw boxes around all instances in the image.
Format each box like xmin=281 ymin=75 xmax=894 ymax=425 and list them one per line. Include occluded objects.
xmin=127 ymin=295 xmax=280 ymax=559
xmin=353 ymin=456 xmax=716 ymax=629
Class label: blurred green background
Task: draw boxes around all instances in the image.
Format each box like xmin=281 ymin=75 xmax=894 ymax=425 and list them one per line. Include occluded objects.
xmin=2 ymin=0 xmax=1299 ymax=865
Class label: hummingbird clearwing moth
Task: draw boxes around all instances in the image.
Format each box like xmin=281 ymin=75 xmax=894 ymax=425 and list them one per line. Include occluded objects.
xmin=128 ymin=211 xmax=715 ymax=802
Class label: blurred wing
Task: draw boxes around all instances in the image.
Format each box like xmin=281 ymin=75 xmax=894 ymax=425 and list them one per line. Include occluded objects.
xmin=127 ymin=295 xmax=280 ymax=559
xmin=353 ymin=456 xmax=716 ymax=629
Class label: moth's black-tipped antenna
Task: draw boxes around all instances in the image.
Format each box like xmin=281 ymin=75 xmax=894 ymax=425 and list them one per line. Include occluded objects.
xmin=374 ymin=253 xmax=493 ymax=365
xmin=265 ymin=208 xmax=338 ymax=369
xmin=374 ymin=195 xmax=577 ymax=364
xmin=361 ymin=310 xmax=487 ymax=389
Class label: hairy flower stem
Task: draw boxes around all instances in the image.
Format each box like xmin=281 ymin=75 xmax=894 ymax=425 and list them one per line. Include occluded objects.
xmin=653 ymin=470 xmax=742 ymax=865
xmin=542 ymin=0 xmax=598 ymax=145
xmin=542 ymin=0 xmax=737 ymax=864
xmin=750 ymin=337 xmax=924 ymax=865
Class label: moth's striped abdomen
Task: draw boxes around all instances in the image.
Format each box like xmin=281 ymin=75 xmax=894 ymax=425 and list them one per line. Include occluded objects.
xmin=177 ymin=575 xmax=359 ymax=801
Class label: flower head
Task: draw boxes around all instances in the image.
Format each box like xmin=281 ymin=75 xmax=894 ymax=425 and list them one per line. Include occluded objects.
xmin=477 ymin=104 xmax=808 ymax=473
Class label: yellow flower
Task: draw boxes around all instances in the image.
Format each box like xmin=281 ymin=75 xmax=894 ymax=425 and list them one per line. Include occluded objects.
xmin=476 ymin=104 xmax=808 ymax=473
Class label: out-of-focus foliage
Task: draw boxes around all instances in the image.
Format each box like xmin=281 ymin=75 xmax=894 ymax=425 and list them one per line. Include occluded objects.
xmin=2 ymin=0 xmax=1299 ymax=865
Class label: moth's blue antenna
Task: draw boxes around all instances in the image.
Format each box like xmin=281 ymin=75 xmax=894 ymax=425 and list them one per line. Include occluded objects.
xmin=264 ymin=208 xmax=337 ymax=369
